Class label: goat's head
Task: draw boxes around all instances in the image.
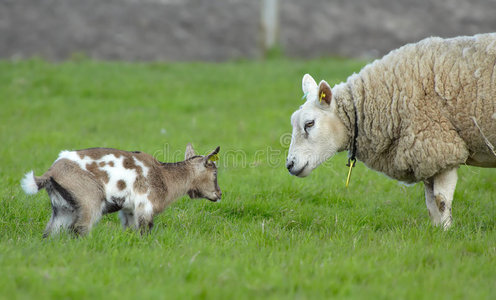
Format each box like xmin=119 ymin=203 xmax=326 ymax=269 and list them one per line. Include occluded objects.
xmin=184 ymin=143 xmax=222 ymax=202
xmin=286 ymin=74 xmax=348 ymax=177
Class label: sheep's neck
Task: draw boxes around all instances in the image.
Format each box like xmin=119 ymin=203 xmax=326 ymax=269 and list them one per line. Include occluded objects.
xmin=333 ymin=82 xmax=358 ymax=154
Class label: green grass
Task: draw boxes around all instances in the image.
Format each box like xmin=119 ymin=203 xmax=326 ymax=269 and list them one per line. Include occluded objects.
xmin=0 ymin=57 xmax=495 ymax=299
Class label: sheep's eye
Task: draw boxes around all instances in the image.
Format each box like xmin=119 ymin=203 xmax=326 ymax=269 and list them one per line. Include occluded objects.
xmin=304 ymin=120 xmax=315 ymax=132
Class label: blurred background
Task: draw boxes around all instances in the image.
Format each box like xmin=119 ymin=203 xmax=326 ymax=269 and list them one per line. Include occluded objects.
xmin=1 ymin=0 xmax=496 ymax=62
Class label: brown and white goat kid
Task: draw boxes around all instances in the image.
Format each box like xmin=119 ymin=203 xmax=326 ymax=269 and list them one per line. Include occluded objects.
xmin=21 ymin=144 xmax=221 ymax=237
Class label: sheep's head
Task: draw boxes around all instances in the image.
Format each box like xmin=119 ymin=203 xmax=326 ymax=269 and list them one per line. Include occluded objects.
xmin=184 ymin=144 xmax=222 ymax=202
xmin=286 ymin=74 xmax=348 ymax=177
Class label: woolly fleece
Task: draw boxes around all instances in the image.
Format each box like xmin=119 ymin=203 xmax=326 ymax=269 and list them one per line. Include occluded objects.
xmin=332 ymin=33 xmax=496 ymax=183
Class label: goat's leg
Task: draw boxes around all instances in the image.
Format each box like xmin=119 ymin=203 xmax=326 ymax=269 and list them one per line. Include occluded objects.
xmin=119 ymin=210 xmax=135 ymax=230
xmin=47 ymin=173 xmax=105 ymax=236
xmin=424 ymin=167 xmax=458 ymax=230
xmin=134 ymin=203 xmax=154 ymax=235
xmin=70 ymin=203 xmax=101 ymax=236
xmin=137 ymin=214 xmax=154 ymax=235
xmin=70 ymin=213 xmax=90 ymax=236
xmin=43 ymin=208 xmax=56 ymax=238
xmin=43 ymin=192 xmax=58 ymax=237
xmin=43 ymin=191 xmax=76 ymax=237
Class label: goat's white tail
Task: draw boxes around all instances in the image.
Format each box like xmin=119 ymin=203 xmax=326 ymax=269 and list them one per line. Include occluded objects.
xmin=21 ymin=171 xmax=41 ymax=195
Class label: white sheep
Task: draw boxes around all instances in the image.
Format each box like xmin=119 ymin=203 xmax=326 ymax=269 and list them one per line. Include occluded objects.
xmin=287 ymin=33 xmax=496 ymax=229
xmin=21 ymin=144 xmax=221 ymax=237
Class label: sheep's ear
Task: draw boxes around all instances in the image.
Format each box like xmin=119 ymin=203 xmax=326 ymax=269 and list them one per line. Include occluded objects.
xmin=317 ymin=80 xmax=332 ymax=106
xmin=205 ymin=146 xmax=220 ymax=163
xmin=302 ymin=74 xmax=318 ymax=97
xmin=185 ymin=143 xmax=196 ymax=160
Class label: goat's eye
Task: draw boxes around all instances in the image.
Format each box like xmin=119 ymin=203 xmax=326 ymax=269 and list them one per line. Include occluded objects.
xmin=304 ymin=120 xmax=315 ymax=132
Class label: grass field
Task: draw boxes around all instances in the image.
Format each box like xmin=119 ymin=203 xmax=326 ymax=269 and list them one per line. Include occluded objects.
xmin=0 ymin=57 xmax=495 ymax=299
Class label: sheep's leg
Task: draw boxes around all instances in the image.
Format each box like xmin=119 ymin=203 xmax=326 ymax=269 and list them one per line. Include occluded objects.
xmin=424 ymin=178 xmax=442 ymax=226
xmin=424 ymin=168 xmax=457 ymax=230
xmin=433 ymin=168 xmax=457 ymax=229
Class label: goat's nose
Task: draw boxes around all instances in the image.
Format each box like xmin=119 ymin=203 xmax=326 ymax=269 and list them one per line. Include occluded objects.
xmin=286 ymin=160 xmax=294 ymax=171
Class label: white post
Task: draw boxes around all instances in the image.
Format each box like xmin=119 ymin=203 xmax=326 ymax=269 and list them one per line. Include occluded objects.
xmin=261 ymin=0 xmax=279 ymax=52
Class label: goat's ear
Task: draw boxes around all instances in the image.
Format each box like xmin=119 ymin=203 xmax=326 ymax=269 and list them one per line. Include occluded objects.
xmin=205 ymin=146 xmax=220 ymax=163
xmin=302 ymin=74 xmax=318 ymax=98
xmin=317 ymin=80 xmax=332 ymax=106
xmin=185 ymin=143 xmax=196 ymax=160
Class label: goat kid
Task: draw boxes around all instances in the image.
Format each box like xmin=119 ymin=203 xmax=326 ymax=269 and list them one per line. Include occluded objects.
xmin=21 ymin=143 xmax=221 ymax=237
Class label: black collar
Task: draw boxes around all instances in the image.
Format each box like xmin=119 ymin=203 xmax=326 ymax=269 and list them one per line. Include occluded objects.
xmin=346 ymin=92 xmax=358 ymax=168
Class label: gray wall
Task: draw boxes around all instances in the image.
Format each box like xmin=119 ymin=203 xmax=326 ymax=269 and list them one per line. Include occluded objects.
xmin=281 ymin=0 xmax=496 ymax=58
xmin=1 ymin=0 xmax=496 ymax=61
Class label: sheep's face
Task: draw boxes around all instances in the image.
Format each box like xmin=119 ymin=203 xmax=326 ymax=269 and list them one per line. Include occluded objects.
xmin=286 ymin=74 xmax=348 ymax=177
xmin=185 ymin=144 xmax=222 ymax=202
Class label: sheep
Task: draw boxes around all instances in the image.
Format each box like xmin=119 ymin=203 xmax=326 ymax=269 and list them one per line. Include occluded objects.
xmin=286 ymin=33 xmax=496 ymax=229
xmin=21 ymin=143 xmax=221 ymax=237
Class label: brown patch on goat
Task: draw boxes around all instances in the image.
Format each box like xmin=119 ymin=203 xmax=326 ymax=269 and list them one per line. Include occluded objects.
xmin=77 ymin=148 xmax=124 ymax=160
xmin=117 ymin=180 xmax=126 ymax=190
xmin=77 ymin=148 xmax=159 ymax=169
xmin=134 ymin=175 xmax=148 ymax=194
xmin=85 ymin=162 xmax=109 ymax=183
xmin=122 ymin=156 xmax=149 ymax=194
xmin=123 ymin=156 xmax=143 ymax=174
xmin=99 ymin=161 xmax=106 ymax=167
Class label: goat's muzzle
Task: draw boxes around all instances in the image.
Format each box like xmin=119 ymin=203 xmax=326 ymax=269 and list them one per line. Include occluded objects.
xmin=209 ymin=191 xmax=222 ymax=202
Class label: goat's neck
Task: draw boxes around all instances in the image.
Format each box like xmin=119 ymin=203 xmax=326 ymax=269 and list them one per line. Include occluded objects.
xmin=160 ymin=161 xmax=195 ymax=201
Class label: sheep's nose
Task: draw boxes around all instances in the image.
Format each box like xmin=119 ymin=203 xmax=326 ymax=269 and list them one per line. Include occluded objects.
xmin=286 ymin=160 xmax=294 ymax=171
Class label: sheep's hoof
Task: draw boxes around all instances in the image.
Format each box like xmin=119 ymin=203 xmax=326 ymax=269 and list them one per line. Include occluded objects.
xmin=442 ymin=217 xmax=453 ymax=231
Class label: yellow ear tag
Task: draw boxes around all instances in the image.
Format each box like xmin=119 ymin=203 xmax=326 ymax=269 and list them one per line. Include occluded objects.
xmin=345 ymin=159 xmax=356 ymax=188
xmin=208 ymin=154 xmax=219 ymax=162
xmin=319 ymin=92 xmax=326 ymax=103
